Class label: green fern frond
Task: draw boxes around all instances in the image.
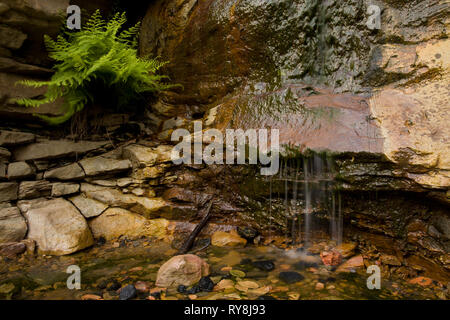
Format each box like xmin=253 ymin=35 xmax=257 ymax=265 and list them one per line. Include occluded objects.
xmin=15 ymin=11 xmax=177 ymax=125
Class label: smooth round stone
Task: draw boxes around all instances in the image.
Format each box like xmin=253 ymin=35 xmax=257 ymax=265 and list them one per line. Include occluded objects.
xmin=119 ymin=284 xmax=137 ymax=300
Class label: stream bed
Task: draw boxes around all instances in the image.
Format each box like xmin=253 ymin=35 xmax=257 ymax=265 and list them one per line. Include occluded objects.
xmin=0 ymin=237 xmax=446 ymax=300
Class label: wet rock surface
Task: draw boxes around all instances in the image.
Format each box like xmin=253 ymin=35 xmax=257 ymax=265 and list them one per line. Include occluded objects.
xmin=140 ymin=0 xmax=449 ymax=195
xmin=252 ymin=260 xmax=275 ymax=272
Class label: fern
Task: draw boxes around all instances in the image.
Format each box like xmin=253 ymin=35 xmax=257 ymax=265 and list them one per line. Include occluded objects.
xmin=15 ymin=10 xmax=176 ymax=125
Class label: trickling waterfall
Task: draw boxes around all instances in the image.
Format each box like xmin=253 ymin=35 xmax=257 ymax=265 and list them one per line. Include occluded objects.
xmin=275 ymin=153 xmax=342 ymax=247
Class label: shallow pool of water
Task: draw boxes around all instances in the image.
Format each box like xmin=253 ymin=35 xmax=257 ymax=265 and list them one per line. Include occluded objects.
xmin=0 ymin=238 xmax=446 ymax=300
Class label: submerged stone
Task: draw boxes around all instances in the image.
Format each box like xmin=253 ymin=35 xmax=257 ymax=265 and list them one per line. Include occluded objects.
xmin=252 ymin=260 xmax=275 ymax=272
xmin=237 ymin=226 xmax=259 ymax=241
xmin=278 ymin=272 xmax=305 ymax=284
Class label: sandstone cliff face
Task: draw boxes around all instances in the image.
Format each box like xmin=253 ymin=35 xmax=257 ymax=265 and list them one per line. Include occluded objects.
xmin=137 ymin=0 xmax=449 ymax=276
xmin=140 ymin=0 xmax=449 ymax=194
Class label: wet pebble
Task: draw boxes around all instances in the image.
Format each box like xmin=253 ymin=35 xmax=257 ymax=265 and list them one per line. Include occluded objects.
xmin=198 ymin=276 xmax=215 ymax=292
xmin=119 ymin=284 xmax=137 ymax=300
xmin=187 ymin=285 xmax=201 ymax=294
xmin=278 ymin=272 xmax=305 ymax=284
xmin=252 ymin=260 xmax=275 ymax=271
xmin=149 ymin=288 xmax=163 ymax=300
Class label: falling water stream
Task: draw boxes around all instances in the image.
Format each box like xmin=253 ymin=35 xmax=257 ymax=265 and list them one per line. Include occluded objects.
xmin=274 ymin=153 xmax=342 ymax=248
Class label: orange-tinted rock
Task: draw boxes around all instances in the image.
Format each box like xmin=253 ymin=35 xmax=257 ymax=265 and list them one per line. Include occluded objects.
xmin=336 ymin=255 xmax=365 ymax=273
xmin=336 ymin=242 xmax=357 ymax=258
xmin=211 ymin=230 xmax=247 ymax=247
xmin=409 ymin=276 xmax=433 ymax=287
xmin=320 ymin=250 xmax=343 ymax=266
